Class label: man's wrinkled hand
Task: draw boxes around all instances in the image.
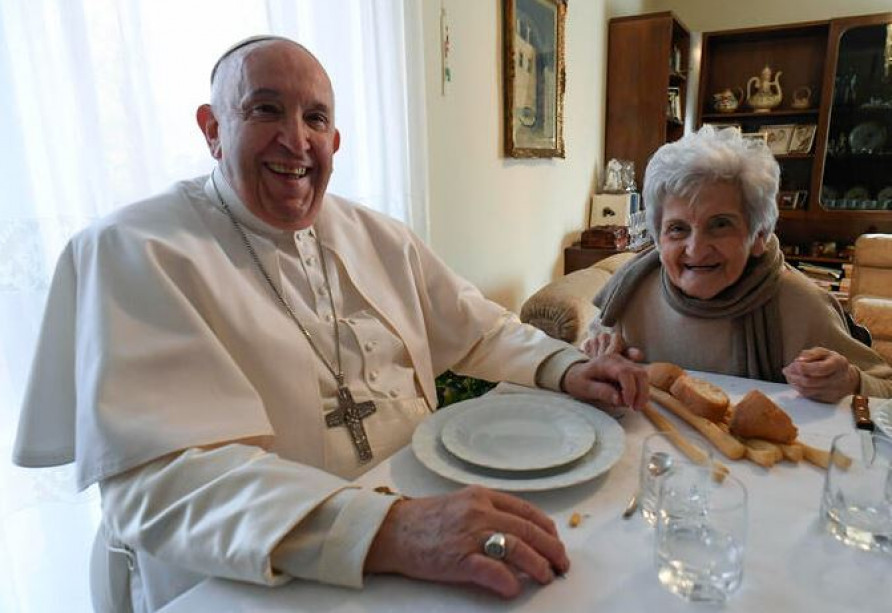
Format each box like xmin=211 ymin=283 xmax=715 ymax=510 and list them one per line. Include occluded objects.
xmin=562 ymin=353 xmax=648 ymax=411
xmin=365 ymin=486 xmax=570 ymax=598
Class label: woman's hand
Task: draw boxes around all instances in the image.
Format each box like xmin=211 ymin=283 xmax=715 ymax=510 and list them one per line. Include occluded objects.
xmin=561 ymin=353 xmax=649 ymax=411
xmin=582 ymin=332 xmax=645 ymax=362
xmin=782 ymin=346 xmax=860 ymax=403
xmin=364 ymin=486 xmax=569 ymax=598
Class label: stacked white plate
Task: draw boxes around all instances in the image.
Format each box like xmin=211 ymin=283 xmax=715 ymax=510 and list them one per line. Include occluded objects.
xmin=411 ymin=391 xmax=625 ymax=492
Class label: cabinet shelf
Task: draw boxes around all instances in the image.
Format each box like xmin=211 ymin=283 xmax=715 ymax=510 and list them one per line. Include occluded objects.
xmin=697 ymin=13 xmax=892 ymax=250
xmin=606 ymin=12 xmax=690 ymax=194
xmin=827 ymin=152 xmax=892 ymax=159
xmin=784 ymin=254 xmax=850 ymax=264
xmin=701 ymin=109 xmax=820 ymax=121
xmin=777 ymin=153 xmax=815 ymax=160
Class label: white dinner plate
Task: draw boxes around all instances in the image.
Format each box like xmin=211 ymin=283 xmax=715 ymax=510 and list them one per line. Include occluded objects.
xmin=439 ymin=399 xmax=596 ymax=471
xmin=412 ymin=393 xmax=625 ymax=492
xmin=874 ymin=398 xmax=892 ymax=439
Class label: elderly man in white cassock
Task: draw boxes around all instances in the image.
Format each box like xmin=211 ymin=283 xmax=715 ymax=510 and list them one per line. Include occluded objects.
xmin=13 ymin=36 xmax=648 ymax=612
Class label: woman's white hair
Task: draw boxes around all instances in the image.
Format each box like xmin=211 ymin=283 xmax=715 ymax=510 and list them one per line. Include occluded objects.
xmin=643 ymin=125 xmax=780 ymax=247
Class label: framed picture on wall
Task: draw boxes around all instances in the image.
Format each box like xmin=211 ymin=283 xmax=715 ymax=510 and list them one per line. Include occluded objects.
xmin=502 ymin=0 xmax=567 ymax=158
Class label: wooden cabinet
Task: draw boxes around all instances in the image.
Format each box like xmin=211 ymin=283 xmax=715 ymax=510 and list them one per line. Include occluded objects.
xmin=695 ymin=13 xmax=892 ymax=254
xmin=563 ymin=244 xmax=622 ymax=275
xmin=605 ymin=12 xmax=689 ymax=191
xmin=697 ymin=22 xmax=830 ymax=213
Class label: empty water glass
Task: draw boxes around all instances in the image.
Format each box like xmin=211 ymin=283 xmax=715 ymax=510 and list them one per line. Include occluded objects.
xmin=639 ymin=431 xmax=712 ymax=525
xmin=821 ymin=431 xmax=892 ymax=554
xmin=654 ymin=464 xmax=748 ymax=604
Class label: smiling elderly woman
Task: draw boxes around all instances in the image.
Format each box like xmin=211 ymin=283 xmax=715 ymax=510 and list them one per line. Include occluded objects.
xmin=584 ymin=126 xmax=892 ymax=403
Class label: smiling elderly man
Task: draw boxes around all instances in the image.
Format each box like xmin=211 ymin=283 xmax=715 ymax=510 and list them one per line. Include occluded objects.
xmin=14 ymin=36 xmax=647 ymax=612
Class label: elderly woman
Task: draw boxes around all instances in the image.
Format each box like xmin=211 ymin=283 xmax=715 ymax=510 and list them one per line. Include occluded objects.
xmin=584 ymin=126 xmax=892 ymax=402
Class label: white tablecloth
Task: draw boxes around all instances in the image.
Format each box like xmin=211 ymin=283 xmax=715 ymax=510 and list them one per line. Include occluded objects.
xmin=161 ymin=373 xmax=892 ymax=612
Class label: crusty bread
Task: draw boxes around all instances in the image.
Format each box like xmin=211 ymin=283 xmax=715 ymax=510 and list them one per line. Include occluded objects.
xmin=669 ymin=374 xmax=730 ymax=422
xmin=646 ymin=362 xmax=686 ymax=392
xmin=729 ymin=390 xmax=798 ymax=444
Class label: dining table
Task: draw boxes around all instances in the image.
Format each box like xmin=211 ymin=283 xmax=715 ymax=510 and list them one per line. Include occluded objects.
xmin=160 ymin=372 xmax=892 ymax=613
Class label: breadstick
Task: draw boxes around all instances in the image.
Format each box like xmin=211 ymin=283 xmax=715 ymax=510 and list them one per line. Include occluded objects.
xmin=779 ymin=443 xmax=804 ymax=463
xmin=739 ymin=438 xmax=784 ymax=468
xmin=798 ymin=440 xmax=851 ymax=470
xmin=642 ymin=402 xmax=730 ymax=481
xmin=650 ymin=386 xmax=747 ymax=460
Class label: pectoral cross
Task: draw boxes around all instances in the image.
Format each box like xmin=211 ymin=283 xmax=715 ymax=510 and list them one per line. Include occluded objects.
xmin=325 ymin=385 xmax=377 ymax=463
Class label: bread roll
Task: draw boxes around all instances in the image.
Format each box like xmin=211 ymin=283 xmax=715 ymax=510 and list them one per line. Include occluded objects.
xmin=669 ymin=374 xmax=730 ymax=422
xmin=646 ymin=362 xmax=685 ymax=392
xmin=729 ymin=389 xmax=798 ymax=444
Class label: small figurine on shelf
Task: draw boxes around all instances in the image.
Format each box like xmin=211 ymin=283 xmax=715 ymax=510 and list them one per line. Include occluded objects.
xmin=620 ymin=161 xmax=637 ymax=193
xmin=603 ymin=158 xmax=623 ymax=192
xmin=746 ymin=65 xmax=783 ymax=113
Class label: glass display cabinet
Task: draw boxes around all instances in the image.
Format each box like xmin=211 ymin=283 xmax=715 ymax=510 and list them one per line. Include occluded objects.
xmin=820 ymin=21 xmax=892 ymax=213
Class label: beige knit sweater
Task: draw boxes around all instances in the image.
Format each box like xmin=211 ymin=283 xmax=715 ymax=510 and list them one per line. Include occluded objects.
xmin=589 ymin=267 xmax=892 ymax=398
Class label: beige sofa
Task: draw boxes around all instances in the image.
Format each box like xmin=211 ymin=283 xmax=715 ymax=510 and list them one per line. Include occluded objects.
xmin=520 ymin=252 xmax=636 ymax=346
xmin=850 ymin=234 xmax=892 ymax=364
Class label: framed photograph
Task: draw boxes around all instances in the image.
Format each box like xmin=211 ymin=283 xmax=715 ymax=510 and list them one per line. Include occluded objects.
xmin=704 ymin=122 xmax=741 ymax=134
xmin=667 ymin=87 xmax=682 ymax=121
xmin=777 ymin=190 xmax=799 ymax=210
xmin=758 ymin=124 xmax=795 ymax=155
xmin=741 ymin=132 xmax=769 ymax=145
xmin=789 ymin=124 xmax=817 ymax=154
xmin=502 ymin=0 xmax=567 ymax=158
xmin=795 ymin=190 xmax=809 ymax=208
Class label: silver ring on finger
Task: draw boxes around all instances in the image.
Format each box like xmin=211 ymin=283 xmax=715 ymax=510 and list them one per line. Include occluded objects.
xmin=483 ymin=532 xmax=508 ymax=560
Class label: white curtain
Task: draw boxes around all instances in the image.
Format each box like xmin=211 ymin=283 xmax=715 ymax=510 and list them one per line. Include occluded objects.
xmin=0 ymin=1 xmax=427 ymax=611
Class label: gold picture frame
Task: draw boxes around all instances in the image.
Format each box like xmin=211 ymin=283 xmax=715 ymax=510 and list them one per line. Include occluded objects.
xmin=502 ymin=0 xmax=567 ymax=158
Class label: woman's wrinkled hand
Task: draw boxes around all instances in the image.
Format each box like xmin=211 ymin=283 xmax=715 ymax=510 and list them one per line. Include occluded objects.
xmin=561 ymin=353 xmax=649 ymax=411
xmin=364 ymin=485 xmax=569 ymax=598
xmin=782 ymin=346 xmax=860 ymax=403
xmin=581 ymin=332 xmax=645 ymax=362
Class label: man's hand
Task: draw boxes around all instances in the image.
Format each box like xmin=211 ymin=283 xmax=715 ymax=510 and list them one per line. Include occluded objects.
xmin=581 ymin=332 xmax=645 ymax=362
xmin=561 ymin=353 xmax=648 ymax=411
xmin=365 ymin=486 xmax=569 ymax=598
xmin=782 ymin=346 xmax=860 ymax=403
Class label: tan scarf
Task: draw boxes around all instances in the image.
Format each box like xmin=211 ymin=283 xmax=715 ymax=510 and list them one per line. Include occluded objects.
xmin=593 ymin=234 xmax=787 ymax=382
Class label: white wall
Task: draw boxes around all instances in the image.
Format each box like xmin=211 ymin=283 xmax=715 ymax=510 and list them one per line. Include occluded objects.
xmin=421 ymin=0 xmax=643 ymax=312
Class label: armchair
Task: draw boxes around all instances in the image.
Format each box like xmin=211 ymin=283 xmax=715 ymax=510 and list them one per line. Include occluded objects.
xmin=520 ymin=252 xmax=636 ymax=345
xmin=849 ymin=234 xmax=892 ymax=364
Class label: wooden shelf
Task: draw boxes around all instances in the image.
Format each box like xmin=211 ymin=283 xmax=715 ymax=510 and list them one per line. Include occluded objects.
xmin=606 ymin=12 xmax=690 ymax=194
xmin=702 ymin=109 xmax=820 ymax=121
xmin=776 ymin=153 xmax=815 ymax=160
xmin=563 ymin=244 xmax=624 ymax=275
xmin=784 ymin=254 xmax=850 ymax=264
xmin=696 ymin=13 xmax=892 ymax=250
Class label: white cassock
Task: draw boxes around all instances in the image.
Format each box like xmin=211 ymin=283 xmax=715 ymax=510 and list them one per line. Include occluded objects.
xmin=13 ymin=168 xmax=587 ymax=612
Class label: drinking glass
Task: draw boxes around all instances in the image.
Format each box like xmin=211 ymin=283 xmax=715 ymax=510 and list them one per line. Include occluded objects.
xmin=654 ymin=465 xmax=747 ymax=604
xmin=639 ymin=431 xmax=712 ymax=525
xmin=821 ymin=432 xmax=892 ymax=554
